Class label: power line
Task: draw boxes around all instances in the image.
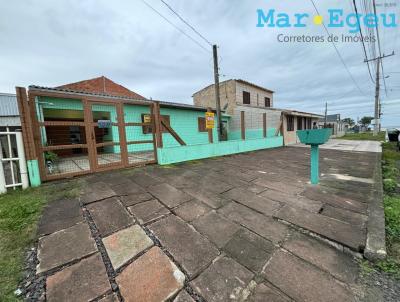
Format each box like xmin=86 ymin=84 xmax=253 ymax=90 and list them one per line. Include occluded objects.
xmin=159 ymin=0 xmax=213 ymax=46
xmin=141 ymin=0 xmax=210 ymax=53
xmin=309 ymin=0 xmax=367 ymax=97
xmin=351 ymin=0 xmax=375 ymax=83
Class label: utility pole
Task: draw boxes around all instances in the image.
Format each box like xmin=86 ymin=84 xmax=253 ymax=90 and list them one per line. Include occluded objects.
xmin=365 ymin=51 xmax=395 ymax=136
xmin=324 ymin=102 xmax=327 ymax=127
xmin=213 ymin=45 xmax=222 ymax=141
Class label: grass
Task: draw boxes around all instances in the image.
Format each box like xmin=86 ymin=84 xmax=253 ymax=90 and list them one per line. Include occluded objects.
xmin=339 ymin=131 xmax=386 ymax=141
xmin=0 ymin=180 xmax=82 ymax=301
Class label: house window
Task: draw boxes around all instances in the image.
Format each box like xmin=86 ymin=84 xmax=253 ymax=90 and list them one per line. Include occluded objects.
xmin=287 ymin=115 xmax=294 ymax=131
xmin=142 ymin=114 xmax=170 ymax=134
xmin=243 ymin=91 xmax=250 ymax=104
xmin=297 ymin=117 xmax=303 ymax=130
xmin=198 ymin=117 xmax=207 ymax=132
xmin=265 ymin=97 xmax=271 ymax=107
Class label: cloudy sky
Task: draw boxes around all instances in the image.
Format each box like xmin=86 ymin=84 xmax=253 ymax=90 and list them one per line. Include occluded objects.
xmin=1 ymin=0 xmax=399 ymax=126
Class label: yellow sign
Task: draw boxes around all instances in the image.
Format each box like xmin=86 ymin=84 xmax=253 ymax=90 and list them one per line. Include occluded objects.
xmin=143 ymin=114 xmax=152 ymax=124
xmin=205 ymin=112 xmax=215 ymax=129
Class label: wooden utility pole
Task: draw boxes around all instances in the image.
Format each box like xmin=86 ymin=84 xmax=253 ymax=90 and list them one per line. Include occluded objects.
xmin=213 ymin=45 xmax=222 ymax=141
xmin=365 ymin=51 xmax=395 ymax=136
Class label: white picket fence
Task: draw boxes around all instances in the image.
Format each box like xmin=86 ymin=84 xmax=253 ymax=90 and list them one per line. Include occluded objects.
xmin=0 ymin=129 xmax=29 ymax=193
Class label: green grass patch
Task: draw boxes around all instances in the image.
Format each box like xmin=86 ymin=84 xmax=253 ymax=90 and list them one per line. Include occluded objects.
xmin=339 ymin=131 xmax=386 ymax=141
xmin=0 ymin=180 xmax=82 ymax=301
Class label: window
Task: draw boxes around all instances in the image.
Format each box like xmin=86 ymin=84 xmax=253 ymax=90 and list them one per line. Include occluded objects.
xmin=142 ymin=114 xmax=170 ymax=134
xmin=297 ymin=117 xmax=303 ymax=130
xmin=306 ymin=118 xmax=312 ymax=129
xmin=287 ymin=115 xmax=294 ymax=131
xmin=243 ymin=91 xmax=250 ymax=104
xmin=265 ymin=97 xmax=271 ymax=107
xmin=198 ymin=117 xmax=207 ymax=132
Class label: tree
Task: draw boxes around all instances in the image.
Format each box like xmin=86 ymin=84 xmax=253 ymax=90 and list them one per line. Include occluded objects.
xmin=342 ymin=118 xmax=355 ymax=126
xmin=359 ymin=116 xmax=374 ymax=127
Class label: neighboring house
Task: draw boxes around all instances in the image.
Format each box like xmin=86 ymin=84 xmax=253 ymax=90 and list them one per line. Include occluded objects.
xmin=0 ymin=93 xmax=21 ymax=131
xmin=318 ymin=114 xmax=348 ymax=137
xmin=193 ymin=79 xmax=322 ymax=145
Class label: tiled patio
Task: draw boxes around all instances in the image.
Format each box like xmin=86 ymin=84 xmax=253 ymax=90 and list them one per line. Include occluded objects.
xmin=33 ymin=145 xmax=384 ymax=301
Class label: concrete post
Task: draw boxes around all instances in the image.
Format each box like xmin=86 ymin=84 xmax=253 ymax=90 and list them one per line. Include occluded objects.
xmin=310 ymin=144 xmax=319 ymax=185
xmin=16 ymin=131 xmax=29 ymax=189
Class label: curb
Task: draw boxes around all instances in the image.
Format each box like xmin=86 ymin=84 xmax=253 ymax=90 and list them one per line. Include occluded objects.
xmin=364 ymin=152 xmax=387 ymax=261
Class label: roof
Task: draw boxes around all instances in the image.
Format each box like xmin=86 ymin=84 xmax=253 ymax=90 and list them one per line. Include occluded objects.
xmin=192 ymin=79 xmax=274 ymax=96
xmin=0 ymin=93 xmax=19 ymax=116
xmin=56 ymin=76 xmax=146 ymax=100
xmin=28 ymin=86 xmax=217 ymax=113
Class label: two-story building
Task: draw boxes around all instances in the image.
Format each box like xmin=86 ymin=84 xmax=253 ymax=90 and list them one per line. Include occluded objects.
xmin=193 ymin=79 xmax=322 ymax=145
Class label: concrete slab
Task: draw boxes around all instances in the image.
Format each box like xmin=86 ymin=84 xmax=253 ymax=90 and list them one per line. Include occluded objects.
xmin=46 ymin=253 xmax=110 ymax=302
xmin=120 ymin=192 xmax=154 ymax=207
xmin=81 ymin=181 xmax=116 ymax=204
xmin=223 ymin=228 xmax=274 ymax=273
xmin=130 ymin=172 xmax=164 ymax=188
xmin=37 ymin=198 xmax=83 ymax=236
xmin=174 ymin=199 xmax=211 ymax=222
xmin=148 ymin=215 xmax=219 ymax=278
xmin=183 ymin=188 xmax=230 ymax=209
xmin=191 ymin=256 xmax=254 ymax=302
xmin=111 ymin=180 xmax=145 ymax=196
xmin=283 ymin=232 xmax=359 ymax=283
xmin=321 ymin=204 xmax=367 ymax=226
xmin=87 ymin=197 xmax=134 ymax=236
xmin=218 ymin=202 xmax=290 ymax=244
xmin=173 ymin=290 xmax=195 ymax=302
xmin=275 ymin=205 xmax=366 ymax=251
xmin=192 ymin=211 xmax=240 ymax=248
xmin=37 ymin=222 xmax=97 ymax=274
xmin=98 ymin=293 xmax=119 ymax=302
xmin=222 ymin=188 xmax=281 ymax=216
xmin=262 ymin=249 xmax=355 ymax=302
xmin=128 ymin=199 xmax=170 ymax=224
xmin=148 ymin=183 xmax=193 ymax=208
xmin=248 ymin=283 xmax=291 ymax=302
xmin=116 ymin=246 xmax=185 ymax=302
xmin=253 ymin=178 xmax=303 ymax=195
xmin=102 ymin=225 xmax=153 ymax=270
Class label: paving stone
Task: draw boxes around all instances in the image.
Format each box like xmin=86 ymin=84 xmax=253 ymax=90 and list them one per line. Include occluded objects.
xmin=275 ymin=205 xmax=366 ymax=251
xmin=283 ymin=232 xmax=359 ymax=283
xmin=120 ymin=192 xmax=154 ymax=207
xmin=222 ymin=188 xmax=281 ymax=216
xmin=37 ymin=198 xmax=83 ymax=236
xmin=253 ymin=178 xmax=303 ymax=195
xmin=218 ymin=203 xmax=290 ymax=243
xmin=183 ymin=188 xmax=230 ymax=209
xmin=244 ymin=184 xmax=268 ymax=194
xmin=130 ymin=172 xmax=164 ymax=188
xmin=116 ymin=246 xmax=185 ymax=302
xmin=128 ymin=199 xmax=170 ymax=224
xmin=259 ymin=189 xmax=322 ymax=213
xmin=102 ymin=225 xmax=153 ymax=270
xmin=248 ymin=283 xmax=292 ymax=302
xmin=148 ymin=215 xmax=219 ymax=278
xmin=87 ymin=197 xmax=134 ymax=236
xmin=98 ymin=293 xmax=119 ymax=302
xmin=191 ymin=256 xmax=254 ymax=302
xmin=174 ymin=199 xmax=211 ymax=222
xmin=189 ymin=176 xmax=233 ymax=194
xmin=223 ymin=228 xmax=274 ymax=273
xmin=37 ymin=222 xmax=97 ymax=274
xmin=173 ymin=290 xmax=195 ymax=302
xmin=111 ymin=180 xmax=145 ymax=196
xmin=192 ymin=211 xmax=240 ymax=248
xmin=46 ymin=253 xmax=110 ymax=302
xmin=262 ymin=249 xmax=355 ymax=302
xmin=321 ymin=204 xmax=367 ymax=226
xmin=81 ymin=181 xmax=116 ymax=204
xmin=148 ymin=183 xmax=193 ymax=208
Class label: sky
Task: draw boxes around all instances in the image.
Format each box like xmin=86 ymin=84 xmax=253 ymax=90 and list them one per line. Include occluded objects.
xmin=0 ymin=0 xmax=399 ymax=126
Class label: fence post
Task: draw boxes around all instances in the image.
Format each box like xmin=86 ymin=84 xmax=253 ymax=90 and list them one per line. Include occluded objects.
xmin=207 ymin=108 xmax=213 ymax=143
xmin=0 ymin=141 xmax=7 ymax=194
xmin=16 ymin=131 xmax=29 ymax=189
xmin=263 ymin=113 xmax=267 ymax=138
xmin=241 ymin=111 xmax=245 ymax=140
xmin=154 ymin=101 xmax=163 ymax=148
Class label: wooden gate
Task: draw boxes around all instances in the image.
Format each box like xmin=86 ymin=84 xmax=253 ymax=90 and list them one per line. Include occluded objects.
xmin=17 ymin=87 xmax=158 ymax=181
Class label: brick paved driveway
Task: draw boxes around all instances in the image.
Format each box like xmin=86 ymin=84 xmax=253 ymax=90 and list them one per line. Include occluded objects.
xmin=34 ymin=146 xmax=382 ymax=302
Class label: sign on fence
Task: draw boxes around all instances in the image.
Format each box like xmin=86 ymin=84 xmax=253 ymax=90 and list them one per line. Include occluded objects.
xmin=143 ymin=114 xmax=152 ymax=124
xmin=205 ymin=112 xmax=215 ymax=129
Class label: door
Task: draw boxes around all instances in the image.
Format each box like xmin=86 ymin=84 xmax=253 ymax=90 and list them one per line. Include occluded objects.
xmin=87 ymin=101 xmax=127 ymax=171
